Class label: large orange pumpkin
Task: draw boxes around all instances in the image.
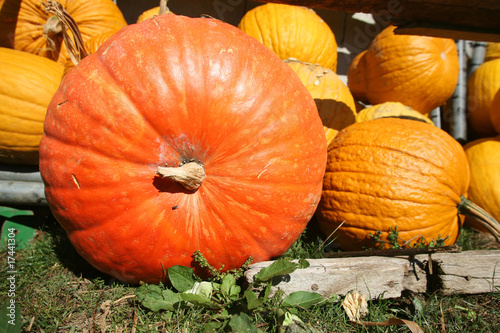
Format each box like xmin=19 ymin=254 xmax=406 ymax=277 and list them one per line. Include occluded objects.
xmin=39 ymin=14 xmax=327 ymax=284
xmin=316 ymin=118 xmax=498 ymax=250
xmin=0 ymin=0 xmax=127 ymax=67
xmin=347 ymin=25 xmax=459 ymax=114
xmin=238 ymin=3 xmax=338 ymax=71
xmin=284 ymin=58 xmax=356 ymax=149
xmin=0 ymin=47 xmax=64 ymax=164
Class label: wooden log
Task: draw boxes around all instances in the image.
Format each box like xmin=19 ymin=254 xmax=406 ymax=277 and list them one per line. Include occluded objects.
xmin=0 ymin=164 xmax=46 ymax=205
xmin=425 ymin=250 xmax=500 ymax=295
xmin=244 ymin=250 xmax=500 ymax=300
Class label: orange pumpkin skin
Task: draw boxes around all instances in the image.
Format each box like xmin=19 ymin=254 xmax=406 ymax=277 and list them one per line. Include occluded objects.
xmin=346 ymin=50 xmax=368 ymax=103
xmin=316 ymin=118 xmax=469 ymax=251
xmin=464 ymin=136 xmax=500 ymax=224
xmin=238 ymin=3 xmax=337 ymax=71
xmin=491 ymin=89 xmax=500 ymax=134
xmin=467 ymin=58 xmax=500 ymax=136
xmin=284 ymin=58 xmax=357 ymax=149
xmin=356 ymin=102 xmax=434 ymax=125
xmin=350 ymin=25 xmax=459 ymax=114
xmin=0 ymin=47 xmax=63 ymax=164
xmin=39 ymin=15 xmax=327 ymax=284
xmin=0 ymin=0 xmax=127 ymax=66
xmin=485 ymin=42 xmax=500 ymax=62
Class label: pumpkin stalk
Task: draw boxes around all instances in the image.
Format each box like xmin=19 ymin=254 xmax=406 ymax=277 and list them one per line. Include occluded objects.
xmin=156 ymin=162 xmax=206 ymax=190
xmin=159 ymin=0 xmax=170 ymax=15
xmin=42 ymin=0 xmax=88 ymax=65
xmin=42 ymin=15 xmax=63 ymax=60
xmin=458 ymin=195 xmax=500 ymax=242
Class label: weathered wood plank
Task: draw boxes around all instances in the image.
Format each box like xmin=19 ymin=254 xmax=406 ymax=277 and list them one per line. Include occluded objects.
xmin=244 ymin=250 xmax=500 ymax=300
xmin=425 ymin=250 xmax=500 ymax=295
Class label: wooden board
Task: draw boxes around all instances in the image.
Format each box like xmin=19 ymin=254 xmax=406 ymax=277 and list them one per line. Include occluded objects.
xmin=244 ymin=250 xmax=500 ymax=300
xmin=255 ymin=0 xmax=500 ymax=41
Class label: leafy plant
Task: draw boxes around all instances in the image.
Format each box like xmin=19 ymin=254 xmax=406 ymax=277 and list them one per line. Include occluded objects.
xmin=135 ymin=253 xmax=324 ymax=332
xmin=369 ymin=226 xmax=450 ymax=250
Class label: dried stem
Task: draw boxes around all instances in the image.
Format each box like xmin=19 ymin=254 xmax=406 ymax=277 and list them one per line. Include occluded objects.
xmin=159 ymin=0 xmax=169 ymax=15
xmin=156 ymin=162 xmax=206 ymax=191
xmin=458 ymin=195 xmax=500 ymax=242
xmin=43 ymin=0 xmax=88 ymax=65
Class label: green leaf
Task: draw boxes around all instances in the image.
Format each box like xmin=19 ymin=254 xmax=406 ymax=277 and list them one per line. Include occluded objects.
xmin=253 ymin=259 xmax=298 ymax=283
xmin=135 ymin=284 xmax=181 ymax=312
xmin=228 ymin=312 xmax=259 ymax=333
xmin=281 ymin=291 xmax=323 ymax=309
xmin=0 ymin=206 xmax=39 ymax=250
xmin=0 ymin=299 xmax=21 ymax=333
xmin=221 ymin=274 xmax=236 ymax=293
xmin=185 ymin=281 xmax=213 ymax=299
xmin=244 ymin=290 xmax=263 ymax=310
xmin=297 ymin=258 xmax=310 ymax=269
xmin=168 ymin=265 xmax=197 ymax=292
xmin=179 ymin=293 xmax=220 ymax=308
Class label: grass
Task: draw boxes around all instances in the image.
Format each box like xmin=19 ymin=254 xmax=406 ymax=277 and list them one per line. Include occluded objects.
xmin=1 ymin=207 xmax=499 ymax=332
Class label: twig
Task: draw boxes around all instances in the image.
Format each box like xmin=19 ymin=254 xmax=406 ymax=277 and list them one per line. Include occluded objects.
xmin=322 ymin=244 xmax=462 ymax=258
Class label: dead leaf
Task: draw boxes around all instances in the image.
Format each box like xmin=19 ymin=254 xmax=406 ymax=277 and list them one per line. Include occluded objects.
xmin=342 ymin=290 xmax=368 ymax=321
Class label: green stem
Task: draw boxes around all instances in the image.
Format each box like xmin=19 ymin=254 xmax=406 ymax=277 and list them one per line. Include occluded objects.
xmin=457 ymin=195 xmax=500 ymax=242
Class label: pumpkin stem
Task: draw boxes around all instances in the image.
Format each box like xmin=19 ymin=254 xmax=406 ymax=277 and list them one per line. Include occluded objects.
xmin=42 ymin=15 xmax=63 ymax=60
xmin=457 ymin=195 xmax=500 ymax=242
xmin=42 ymin=0 xmax=88 ymax=65
xmin=159 ymin=0 xmax=170 ymax=15
xmin=156 ymin=162 xmax=206 ymax=191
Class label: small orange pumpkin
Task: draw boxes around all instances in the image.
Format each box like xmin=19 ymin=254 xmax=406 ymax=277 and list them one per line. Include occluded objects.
xmin=0 ymin=0 xmax=127 ymax=67
xmin=467 ymin=58 xmax=500 ymax=136
xmin=346 ymin=50 xmax=368 ymax=104
xmin=490 ymin=89 xmax=500 ymax=134
xmin=356 ymin=102 xmax=434 ymax=125
xmin=238 ymin=3 xmax=337 ymax=71
xmin=347 ymin=25 xmax=459 ymax=114
xmin=484 ymin=42 xmax=500 ymax=62
xmin=464 ymin=136 xmax=500 ymax=222
xmin=284 ymin=58 xmax=356 ymax=149
xmin=0 ymin=47 xmax=64 ymax=164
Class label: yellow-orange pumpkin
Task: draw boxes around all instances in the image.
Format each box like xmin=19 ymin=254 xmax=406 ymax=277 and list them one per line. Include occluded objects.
xmin=316 ymin=118 xmax=496 ymax=250
xmin=0 ymin=47 xmax=64 ymax=164
xmin=0 ymin=0 xmax=127 ymax=67
xmin=238 ymin=3 xmax=337 ymax=71
xmin=137 ymin=5 xmax=172 ymax=23
xmin=284 ymin=58 xmax=356 ymax=149
xmin=356 ymin=102 xmax=434 ymax=125
xmin=467 ymin=58 xmax=500 ymax=136
xmin=464 ymin=136 xmax=500 ymax=223
xmin=490 ymin=89 xmax=500 ymax=134
xmin=63 ymin=30 xmax=120 ymax=75
xmin=347 ymin=25 xmax=459 ymax=114
xmin=484 ymin=42 xmax=500 ymax=62
xmin=346 ymin=50 xmax=368 ymax=104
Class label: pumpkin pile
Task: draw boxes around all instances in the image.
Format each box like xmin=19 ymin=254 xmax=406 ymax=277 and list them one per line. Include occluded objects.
xmin=3 ymin=0 xmax=500 ymax=284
